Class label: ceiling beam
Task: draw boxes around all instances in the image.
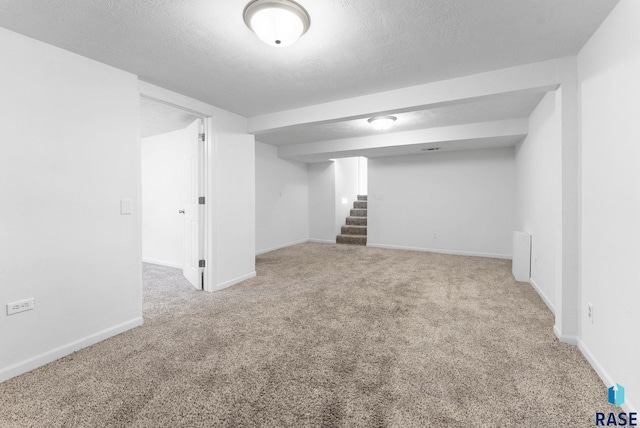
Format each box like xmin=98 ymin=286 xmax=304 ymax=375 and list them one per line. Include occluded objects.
xmin=247 ymin=57 xmax=568 ymax=134
xmin=278 ymin=119 xmax=527 ymax=162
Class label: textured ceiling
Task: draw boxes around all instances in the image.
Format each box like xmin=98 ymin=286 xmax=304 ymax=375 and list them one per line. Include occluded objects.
xmin=0 ymin=0 xmax=620 ymax=117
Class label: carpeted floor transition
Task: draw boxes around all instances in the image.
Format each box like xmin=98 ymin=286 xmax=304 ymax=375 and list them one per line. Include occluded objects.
xmin=0 ymin=243 xmax=614 ymax=427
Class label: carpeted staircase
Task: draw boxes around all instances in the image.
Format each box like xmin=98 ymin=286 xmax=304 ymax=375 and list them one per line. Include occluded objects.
xmin=336 ymin=195 xmax=367 ymax=245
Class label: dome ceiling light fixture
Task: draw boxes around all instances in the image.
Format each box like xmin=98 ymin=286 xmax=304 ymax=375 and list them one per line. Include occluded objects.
xmin=243 ymin=0 xmax=310 ymax=47
xmin=367 ymin=116 xmax=397 ymax=131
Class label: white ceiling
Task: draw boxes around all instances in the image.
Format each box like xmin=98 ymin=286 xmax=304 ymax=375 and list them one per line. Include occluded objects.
xmin=0 ymin=0 xmax=620 ymax=161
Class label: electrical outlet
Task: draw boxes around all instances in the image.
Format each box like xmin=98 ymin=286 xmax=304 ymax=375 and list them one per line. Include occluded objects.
xmin=6 ymin=298 xmax=35 ymax=316
xmin=587 ymin=303 xmax=594 ymax=323
xmin=433 ymin=232 xmax=437 ymax=239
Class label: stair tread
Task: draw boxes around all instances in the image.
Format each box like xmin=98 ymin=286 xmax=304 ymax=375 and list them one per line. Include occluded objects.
xmin=346 ymin=217 xmax=367 ymax=225
xmin=336 ymin=231 xmax=367 ymax=245
xmin=341 ymin=224 xmax=367 ymax=236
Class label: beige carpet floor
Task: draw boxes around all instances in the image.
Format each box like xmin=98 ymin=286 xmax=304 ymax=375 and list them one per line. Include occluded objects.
xmin=0 ymin=243 xmax=613 ymax=427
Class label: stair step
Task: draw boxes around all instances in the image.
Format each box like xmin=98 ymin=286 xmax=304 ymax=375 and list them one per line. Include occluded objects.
xmin=357 ymin=195 xmax=368 ymax=201
xmin=346 ymin=216 xmax=367 ymax=226
xmin=341 ymin=225 xmax=367 ymax=236
xmin=353 ymin=201 xmax=367 ymax=209
xmin=350 ymin=208 xmax=367 ymax=217
xmin=336 ymin=234 xmax=367 ymax=246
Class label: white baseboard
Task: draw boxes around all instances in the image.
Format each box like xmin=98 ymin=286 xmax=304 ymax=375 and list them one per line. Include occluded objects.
xmin=142 ymin=257 xmax=182 ymax=269
xmin=366 ymin=243 xmax=512 ymax=260
xmin=553 ymin=325 xmax=578 ymax=346
xmin=216 ymin=271 xmax=256 ymax=291
xmin=578 ymin=339 xmax=637 ymax=413
xmin=0 ymin=317 xmax=143 ymax=383
xmin=307 ymin=239 xmax=336 ymax=244
xmin=255 ymin=239 xmax=309 ymax=255
xmin=529 ymin=278 xmax=556 ymax=314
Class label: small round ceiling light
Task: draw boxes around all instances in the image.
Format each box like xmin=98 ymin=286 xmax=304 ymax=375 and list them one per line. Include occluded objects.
xmin=368 ymin=116 xmax=397 ymax=131
xmin=243 ymin=0 xmax=310 ymax=47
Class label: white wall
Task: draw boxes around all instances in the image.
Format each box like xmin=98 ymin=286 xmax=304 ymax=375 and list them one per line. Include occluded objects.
xmin=0 ymin=28 xmax=142 ymax=381
xmin=141 ymin=128 xmax=192 ymax=268
xmin=255 ymin=141 xmax=309 ymax=254
xmin=358 ymin=157 xmax=368 ymax=196
xmin=334 ymin=158 xmax=359 ymax=234
xmin=368 ymin=148 xmax=516 ymax=258
xmin=514 ymin=91 xmax=561 ymax=312
xmin=578 ymin=0 xmax=640 ymax=412
xmin=214 ymin=113 xmax=256 ymax=289
xmin=308 ymin=162 xmax=336 ymax=242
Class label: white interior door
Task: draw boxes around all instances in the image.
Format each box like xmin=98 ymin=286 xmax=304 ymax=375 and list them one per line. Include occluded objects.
xmin=182 ymin=118 xmax=203 ymax=289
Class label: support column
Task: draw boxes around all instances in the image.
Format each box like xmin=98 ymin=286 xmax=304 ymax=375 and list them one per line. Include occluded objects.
xmin=554 ymin=57 xmax=580 ymax=344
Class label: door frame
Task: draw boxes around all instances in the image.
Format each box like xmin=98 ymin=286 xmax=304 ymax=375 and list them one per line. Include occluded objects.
xmin=140 ymin=82 xmax=217 ymax=293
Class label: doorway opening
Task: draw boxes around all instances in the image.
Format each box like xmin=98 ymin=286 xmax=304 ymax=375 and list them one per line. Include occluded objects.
xmin=140 ymin=96 xmax=208 ymax=291
xmin=335 ymin=156 xmax=368 ymax=245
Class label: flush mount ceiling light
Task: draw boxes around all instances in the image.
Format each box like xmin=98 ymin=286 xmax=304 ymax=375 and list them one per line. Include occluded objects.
xmin=368 ymin=116 xmax=397 ymax=131
xmin=243 ymin=0 xmax=310 ymax=47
